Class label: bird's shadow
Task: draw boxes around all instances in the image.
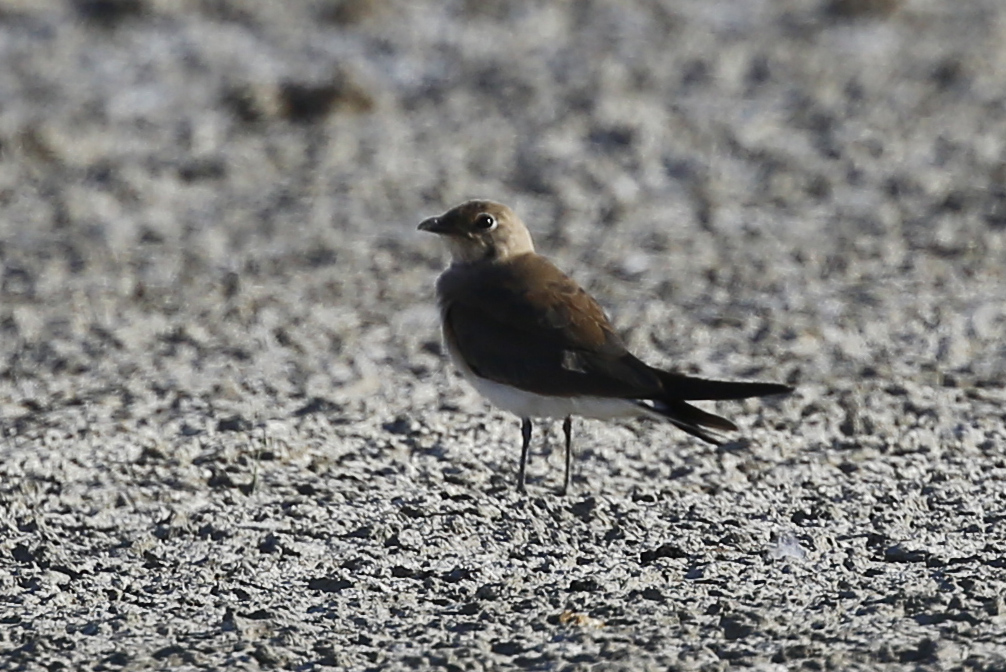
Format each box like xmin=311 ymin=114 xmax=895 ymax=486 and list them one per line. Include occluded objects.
xmin=716 ymin=438 xmax=752 ymax=455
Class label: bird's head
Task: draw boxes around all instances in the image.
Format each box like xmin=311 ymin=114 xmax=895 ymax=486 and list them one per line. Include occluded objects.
xmin=419 ymin=200 xmax=535 ymax=264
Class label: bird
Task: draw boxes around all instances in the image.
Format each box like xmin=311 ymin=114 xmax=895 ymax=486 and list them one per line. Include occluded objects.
xmin=419 ymin=200 xmax=792 ymax=494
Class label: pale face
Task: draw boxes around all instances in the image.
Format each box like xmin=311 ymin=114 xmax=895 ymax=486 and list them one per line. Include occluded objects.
xmin=419 ymin=200 xmax=535 ymax=264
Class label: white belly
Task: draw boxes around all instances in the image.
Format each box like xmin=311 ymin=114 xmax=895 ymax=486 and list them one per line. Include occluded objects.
xmin=468 ymin=373 xmax=642 ymax=420
xmin=444 ymin=328 xmax=643 ymax=420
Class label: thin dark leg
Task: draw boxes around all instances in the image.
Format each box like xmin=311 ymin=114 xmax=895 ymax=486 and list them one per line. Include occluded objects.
xmin=560 ymin=415 xmax=572 ymax=496
xmin=518 ymin=418 xmax=532 ymax=492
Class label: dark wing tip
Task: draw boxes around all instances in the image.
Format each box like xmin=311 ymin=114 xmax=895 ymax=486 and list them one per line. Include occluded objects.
xmin=656 ymin=370 xmax=794 ymax=401
xmin=758 ymin=383 xmax=795 ymax=396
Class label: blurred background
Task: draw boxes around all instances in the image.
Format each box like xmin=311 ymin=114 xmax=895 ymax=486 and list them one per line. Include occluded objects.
xmin=2 ymin=0 xmax=1004 ymax=429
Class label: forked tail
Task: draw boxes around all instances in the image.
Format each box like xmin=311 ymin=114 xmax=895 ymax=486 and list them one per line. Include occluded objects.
xmin=638 ymin=370 xmax=792 ymax=445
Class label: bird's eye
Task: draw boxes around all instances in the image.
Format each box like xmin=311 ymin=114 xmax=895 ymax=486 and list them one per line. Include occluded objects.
xmin=474 ymin=214 xmax=497 ymax=231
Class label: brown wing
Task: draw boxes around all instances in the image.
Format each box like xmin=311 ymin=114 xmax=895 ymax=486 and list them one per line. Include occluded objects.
xmin=438 ymin=254 xmax=662 ymax=397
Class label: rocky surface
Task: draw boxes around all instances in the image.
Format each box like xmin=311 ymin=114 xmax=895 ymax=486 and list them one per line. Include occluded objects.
xmin=2 ymin=0 xmax=1005 ymax=670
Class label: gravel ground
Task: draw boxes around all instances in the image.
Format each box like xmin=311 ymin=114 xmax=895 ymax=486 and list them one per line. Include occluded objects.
xmin=2 ymin=1 xmax=1006 ymax=670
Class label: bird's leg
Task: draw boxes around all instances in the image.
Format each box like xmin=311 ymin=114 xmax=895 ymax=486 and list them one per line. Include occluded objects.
xmin=518 ymin=418 xmax=532 ymax=492
xmin=560 ymin=415 xmax=572 ymax=496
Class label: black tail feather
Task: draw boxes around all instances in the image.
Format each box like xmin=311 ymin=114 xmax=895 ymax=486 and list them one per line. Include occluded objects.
xmin=638 ymin=399 xmax=736 ymax=446
xmin=667 ymin=420 xmax=723 ymax=446
xmin=639 ymin=371 xmax=792 ymax=446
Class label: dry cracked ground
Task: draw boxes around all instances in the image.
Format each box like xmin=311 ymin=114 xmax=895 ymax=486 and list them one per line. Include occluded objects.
xmin=1 ymin=0 xmax=1006 ymax=670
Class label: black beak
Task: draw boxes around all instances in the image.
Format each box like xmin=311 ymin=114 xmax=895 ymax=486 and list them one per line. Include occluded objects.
xmin=418 ymin=216 xmax=449 ymax=234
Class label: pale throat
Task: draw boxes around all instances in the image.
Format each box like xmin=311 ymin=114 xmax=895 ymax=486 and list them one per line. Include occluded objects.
xmin=444 ymin=234 xmax=534 ymax=265
xmin=445 ymin=238 xmax=491 ymax=264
